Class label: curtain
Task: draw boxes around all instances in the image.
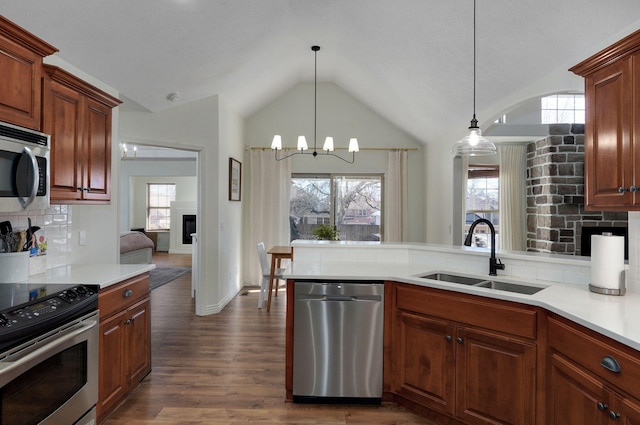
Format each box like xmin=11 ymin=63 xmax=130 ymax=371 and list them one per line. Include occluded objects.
xmin=498 ymin=144 xmax=528 ymax=251
xmin=386 ymin=150 xmax=408 ymax=242
xmin=460 ymin=155 xmax=469 ymax=244
xmin=246 ymin=150 xmax=292 ymax=285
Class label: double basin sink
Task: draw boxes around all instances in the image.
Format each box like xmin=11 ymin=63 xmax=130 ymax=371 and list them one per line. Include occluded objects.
xmin=418 ymin=272 xmax=547 ymax=295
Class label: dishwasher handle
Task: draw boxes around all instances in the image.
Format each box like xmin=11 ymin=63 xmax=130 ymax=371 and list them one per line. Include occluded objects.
xmin=297 ymin=294 xmax=382 ymax=302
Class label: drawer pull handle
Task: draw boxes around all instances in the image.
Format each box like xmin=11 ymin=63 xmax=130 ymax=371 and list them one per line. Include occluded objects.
xmin=124 ymin=289 xmax=133 ymax=298
xmin=601 ymin=355 xmax=621 ymax=373
xmin=597 ymin=402 xmax=608 ymax=411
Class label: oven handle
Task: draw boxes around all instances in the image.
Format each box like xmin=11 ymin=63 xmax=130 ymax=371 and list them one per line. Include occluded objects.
xmin=18 ymin=146 xmax=39 ymax=209
xmin=0 ymin=318 xmax=97 ymax=373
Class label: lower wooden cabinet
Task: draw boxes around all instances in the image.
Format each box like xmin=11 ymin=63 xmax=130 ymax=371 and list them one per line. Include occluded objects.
xmin=388 ymin=282 xmax=538 ymax=425
xmin=547 ymin=315 xmax=640 ymax=425
xmin=97 ymin=273 xmax=151 ymax=423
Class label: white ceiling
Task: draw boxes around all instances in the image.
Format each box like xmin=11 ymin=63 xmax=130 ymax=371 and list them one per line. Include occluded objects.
xmin=2 ymin=0 xmax=640 ymax=145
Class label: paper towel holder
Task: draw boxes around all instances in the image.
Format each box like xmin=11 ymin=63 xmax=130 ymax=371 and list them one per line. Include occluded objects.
xmin=589 ymin=232 xmax=626 ymax=296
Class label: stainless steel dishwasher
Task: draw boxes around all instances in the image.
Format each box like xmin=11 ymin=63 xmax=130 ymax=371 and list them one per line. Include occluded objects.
xmin=293 ymin=280 xmax=384 ymax=404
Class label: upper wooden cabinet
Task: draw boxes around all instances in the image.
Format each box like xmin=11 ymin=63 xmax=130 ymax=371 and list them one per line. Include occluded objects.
xmin=570 ymin=29 xmax=640 ymax=211
xmin=42 ymin=65 xmax=121 ymax=203
xmin=0 ymin=15 xmax=57 ymax=130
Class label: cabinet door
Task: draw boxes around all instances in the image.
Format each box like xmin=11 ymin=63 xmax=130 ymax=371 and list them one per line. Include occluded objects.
xmin=611 ymin=394 xmax=640 ymax=425
xmin=0 ymin=37 xmax=44 ymax=130
xmin=98 ymin=310 xmax=128 ymax=420
xmin=393 ymin=311 xmax=456 ymax=415
xmin=455 ymin=327 xmax=536 ymax=425
xmin=126 ymin=297 xmax=151 ymax=385
xmin=83 ymin=97 xmax=111 ymax=201
xmin=584 ymin=56 xmax=634 ymax=210
xmin=547 ymin=352 xmax=608 ymax=425
xmin=43 ymin=77 xmax=84 ymax=201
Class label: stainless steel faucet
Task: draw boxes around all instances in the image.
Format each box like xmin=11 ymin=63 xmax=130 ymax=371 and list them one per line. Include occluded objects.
xmin=464 ymin=218 xmax=505 ymax=276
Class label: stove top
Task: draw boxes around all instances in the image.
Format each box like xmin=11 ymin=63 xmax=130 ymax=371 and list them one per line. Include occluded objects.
xmin=0 ymin=282 xmax=99 ymax=353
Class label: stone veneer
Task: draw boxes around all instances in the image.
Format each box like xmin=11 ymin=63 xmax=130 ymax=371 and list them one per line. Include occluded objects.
xmin=526 ymin=124 xmax=628 ymax=255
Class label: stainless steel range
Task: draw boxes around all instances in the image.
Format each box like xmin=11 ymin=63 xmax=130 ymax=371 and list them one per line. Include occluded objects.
xmin=0 ymin=282 xmax=98 ymax=425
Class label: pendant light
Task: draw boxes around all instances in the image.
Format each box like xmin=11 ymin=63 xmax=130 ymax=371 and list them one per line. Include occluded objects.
xmin=271 ymin=45 xmax=360 ymax=163
xmin=452 ymin=0 xmax=497 ymax=156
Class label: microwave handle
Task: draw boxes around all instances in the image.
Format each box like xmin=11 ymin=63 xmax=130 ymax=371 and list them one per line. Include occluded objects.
xmin=18 ymin=146 xmax=39 ymax=209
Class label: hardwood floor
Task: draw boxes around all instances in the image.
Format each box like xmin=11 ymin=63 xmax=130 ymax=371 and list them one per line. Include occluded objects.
xmin=103 ymin=252 xmax=435 ymax=425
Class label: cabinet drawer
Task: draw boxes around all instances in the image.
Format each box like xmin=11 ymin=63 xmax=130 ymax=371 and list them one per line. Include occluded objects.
xmin=548 ymin=315 xmax=640 ymax=397
xmin=395 ymin=284 xmax=537 ymax=339
xmin=99 ymin=273 xmax=150 ymax=319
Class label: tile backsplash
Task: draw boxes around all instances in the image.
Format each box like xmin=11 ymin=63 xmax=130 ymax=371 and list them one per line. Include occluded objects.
xmin=0 ymin=204 xmax=72 ymax=273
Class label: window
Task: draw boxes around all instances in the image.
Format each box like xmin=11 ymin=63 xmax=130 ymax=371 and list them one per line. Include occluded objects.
xmin=290 ymin=174 xmax=383 ymax=241
xmin=466 ymin=165 xmax=499 ymax=248
xmin=541 ymin=94 xmax=585 ymax=124
xmin=147 ymin=183 xmax=176 ymax=230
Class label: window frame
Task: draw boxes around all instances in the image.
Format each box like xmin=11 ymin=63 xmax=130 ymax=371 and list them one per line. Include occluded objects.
xmin=146 ymin=183 xmax=176 ymax=231
xmin=290 ymin=173 xmax=384 ymax=241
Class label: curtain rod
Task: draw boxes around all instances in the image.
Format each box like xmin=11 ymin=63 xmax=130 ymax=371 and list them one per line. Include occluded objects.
xmin=246 ymin=146 xmax=418 ymax=152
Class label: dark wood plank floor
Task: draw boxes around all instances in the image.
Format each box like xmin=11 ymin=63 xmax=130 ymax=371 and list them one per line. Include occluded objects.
xmin=103 ymin=252 xmax=434 ymax=424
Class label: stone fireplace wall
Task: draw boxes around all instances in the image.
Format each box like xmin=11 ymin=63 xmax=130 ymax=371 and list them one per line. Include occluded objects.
xmin=526 ymin=123 xmax=628 ymax=255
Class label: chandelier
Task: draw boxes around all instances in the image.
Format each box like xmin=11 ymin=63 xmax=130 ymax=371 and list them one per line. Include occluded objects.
xmin=451 ymin=0 xmax=497 ymax=156
xmin=271 ymin=45 xmax=360 ymax=163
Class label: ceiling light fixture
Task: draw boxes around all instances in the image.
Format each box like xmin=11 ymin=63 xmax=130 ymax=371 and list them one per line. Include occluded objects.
xmin=271 ymin=45 xmax=359 ymax=163
xmin=451 ymin=0 xmax=497 ymax=157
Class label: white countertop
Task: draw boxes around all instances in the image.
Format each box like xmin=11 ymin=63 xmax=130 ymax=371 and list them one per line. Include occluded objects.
xmin=286 ymin=261 xmax=640 ymax=352
xmin=26 ymin=263 xmax=156 ymax=288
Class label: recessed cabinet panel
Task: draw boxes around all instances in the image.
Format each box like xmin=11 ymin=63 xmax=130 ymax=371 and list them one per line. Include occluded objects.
xmin=43 ymin=77 xmax=83 ymax=200
xmin=584 ymin=58 xmax=633 ymax=209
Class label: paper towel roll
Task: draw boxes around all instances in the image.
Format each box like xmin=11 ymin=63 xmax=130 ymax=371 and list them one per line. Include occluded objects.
xmin=590 ymin=234 xmax=625 ymax=291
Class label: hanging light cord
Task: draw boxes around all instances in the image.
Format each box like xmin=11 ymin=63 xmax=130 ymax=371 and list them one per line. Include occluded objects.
xmin=470 ymin=0 xmax=478 ymax=129
xmin=313 ymin=45 xmax=318 ymax=155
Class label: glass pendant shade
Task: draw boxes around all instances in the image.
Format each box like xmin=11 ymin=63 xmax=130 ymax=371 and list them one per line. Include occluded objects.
xmin=271 ymin=135 xmax=282 ymax=150
xmin=323 ymin=137 xmax=334 ymax=151
xmin=452 ymin=125 xmax=497 ymax=156
xmin=297 ymin=136 xmax=308 ymax=150
xmin=348 ymin=138 xmax=360 ymax=152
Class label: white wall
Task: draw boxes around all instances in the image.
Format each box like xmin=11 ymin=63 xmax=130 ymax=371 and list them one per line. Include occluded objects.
xmin=245 ymin=82 xmax=426 ymax=246
xmin=128 ymin=175 xmax=196 ymax=230
xmin=119 ymin=95 xmax=245 ymax=316
xmin=120 ymin=159 xmax=197 ymax=232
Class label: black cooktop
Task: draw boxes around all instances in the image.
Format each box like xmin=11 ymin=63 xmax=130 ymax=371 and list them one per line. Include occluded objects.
xmin=0 ymin=282 xmax=99 ymax=353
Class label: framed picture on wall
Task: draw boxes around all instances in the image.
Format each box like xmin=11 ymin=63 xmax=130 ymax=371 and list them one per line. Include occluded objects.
xmin=229 ymin=157 xmax=242 ymax=201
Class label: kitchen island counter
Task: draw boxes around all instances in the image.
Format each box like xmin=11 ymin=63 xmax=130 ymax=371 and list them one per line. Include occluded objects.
xmin=26 ymin=263 xmax=155 ymax=289
xmin=285 ymin=258 xmax=640 ymax=353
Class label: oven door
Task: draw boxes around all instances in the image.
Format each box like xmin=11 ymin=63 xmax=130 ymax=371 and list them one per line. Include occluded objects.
xmin=0 ymin=311 xmax=98 ymax=425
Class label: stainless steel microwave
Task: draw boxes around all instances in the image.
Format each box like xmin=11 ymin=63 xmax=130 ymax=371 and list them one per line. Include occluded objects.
xmin=0 ymin=121 xmax=50 ymax=213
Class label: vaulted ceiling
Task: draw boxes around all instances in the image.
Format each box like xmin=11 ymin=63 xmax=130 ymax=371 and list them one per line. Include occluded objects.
xmin=2 ymin=1 xmax=640 ymax=145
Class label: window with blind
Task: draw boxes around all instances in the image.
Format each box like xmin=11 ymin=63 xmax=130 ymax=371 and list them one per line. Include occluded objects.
xmin=147 ymin=183 xmax=176 ymax=230
xmin=466 ymin=165 xmax=499 ymax=248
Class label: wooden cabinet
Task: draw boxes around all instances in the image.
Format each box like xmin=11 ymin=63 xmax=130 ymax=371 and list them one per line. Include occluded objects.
xmin=0 ymin=16 xmax=57 ymax=130
xmin=42 ymin=65 xmax=121 ymax=203
xmin=570 ymin=29 xmax=640 ymax=211
xmin=98 ymin=273 xmax=151 ymax=423
xmin=547 ymin=315 xmax=640 ymax=425
xmin=388 ymin=283 xmax=538 ymax=425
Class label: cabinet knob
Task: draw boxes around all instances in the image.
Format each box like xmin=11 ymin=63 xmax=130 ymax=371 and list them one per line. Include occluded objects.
xmin=618 ymin=186 xmax=628 ymax=193
xmin=124 ymin=288 xmax=133 ymax=298
xmin=597 ymin=402 xmax=608 ymax=411
xmin=446 ymin=335 xmax=452 ymax=342
xmin=125 ymin=318 xmax=132 ymax=325
xmin=601 ymin=355 xmax=621 ymax=373
xmin=631 ymin=186 xmax=638 ymax=193
xmin=609 ymin=411 xmax=621 ymax=420
xmin=456 ymin=337 xmax=463 ymax=344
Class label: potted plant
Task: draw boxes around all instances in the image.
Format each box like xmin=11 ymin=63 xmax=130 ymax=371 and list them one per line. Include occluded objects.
xmin=312 ymin=224 xmax=339 ymax=241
